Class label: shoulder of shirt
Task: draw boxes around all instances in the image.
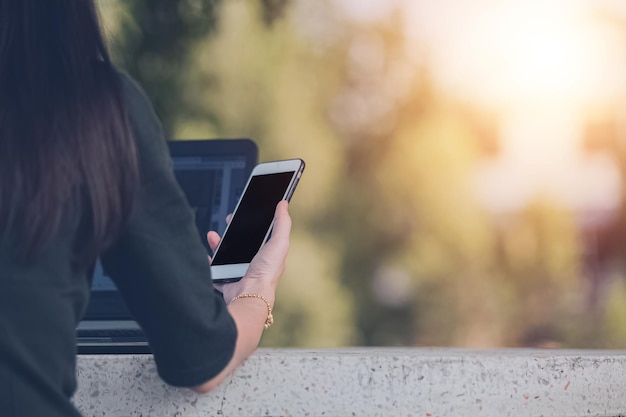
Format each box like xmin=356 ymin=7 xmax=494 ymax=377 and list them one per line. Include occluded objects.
xmin=115 ymin=70 xmax=154 ymax=109
xmin=112 ymin=69 xmax=164 ymax=141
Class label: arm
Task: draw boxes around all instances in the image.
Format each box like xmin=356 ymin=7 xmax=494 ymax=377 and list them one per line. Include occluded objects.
xmin=193 ymin=200 xmax=291 ymax=393
xmin=104 ymin=72 xmax=291 ymax=391
xmin=102 ymin=73 xmax=239 ymax=387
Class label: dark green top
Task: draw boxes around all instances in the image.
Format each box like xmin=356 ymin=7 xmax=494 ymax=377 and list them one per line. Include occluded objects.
xmin=0 ymin=74 xmax=237 ymax=417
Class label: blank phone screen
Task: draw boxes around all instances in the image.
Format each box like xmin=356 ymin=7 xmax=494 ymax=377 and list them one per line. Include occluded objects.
xmin=211 ymin=172 xmax=295 ymax=265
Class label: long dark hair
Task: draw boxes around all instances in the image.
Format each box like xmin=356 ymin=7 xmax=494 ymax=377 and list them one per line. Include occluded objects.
xmin=0 ymin=0 xmax=138 ymax=263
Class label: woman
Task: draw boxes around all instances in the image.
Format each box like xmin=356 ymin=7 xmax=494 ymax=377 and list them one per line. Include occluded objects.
xmin=0 ymin=1 xmax=290 ymax=416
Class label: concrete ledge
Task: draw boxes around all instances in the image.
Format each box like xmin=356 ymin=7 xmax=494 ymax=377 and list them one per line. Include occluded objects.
xmin=74 ymin=348 xmax=626 ymax=417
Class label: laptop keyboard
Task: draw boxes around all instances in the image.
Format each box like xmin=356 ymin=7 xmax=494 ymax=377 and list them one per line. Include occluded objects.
xmin=76 ymin=328 xmax=145 ymax=338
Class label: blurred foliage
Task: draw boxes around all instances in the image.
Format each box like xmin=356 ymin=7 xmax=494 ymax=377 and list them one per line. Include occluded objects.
xmin=98 ymin=0 xmax=626 ymax=349
xmin=100 ymin=0 xmax=222 ymax=135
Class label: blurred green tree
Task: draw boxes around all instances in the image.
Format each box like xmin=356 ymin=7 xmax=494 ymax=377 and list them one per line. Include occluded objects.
xmin=99 ymin=0 xmax=291 ymax=136
xmin=99 ymin=0 xmax=223 ymax=135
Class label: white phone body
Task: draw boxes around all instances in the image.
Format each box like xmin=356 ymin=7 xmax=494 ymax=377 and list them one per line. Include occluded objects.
xmin=210 ymin=158 xmax=305 ymax=283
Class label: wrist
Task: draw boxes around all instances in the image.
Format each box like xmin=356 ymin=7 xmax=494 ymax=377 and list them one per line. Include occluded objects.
xmin=222 ymin=278 xmax=276 ymax=307
xmin=237 ymin=287 xmax=275 ymax=309
xmin=229 ymin=293 xmax=274 ymax=329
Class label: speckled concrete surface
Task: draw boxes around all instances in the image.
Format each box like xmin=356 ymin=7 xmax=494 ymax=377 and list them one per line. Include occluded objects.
xmin=73 ymin=348 xmax=626 ymax=417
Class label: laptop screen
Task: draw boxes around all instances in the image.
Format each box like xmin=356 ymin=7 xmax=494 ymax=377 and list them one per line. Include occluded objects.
xmin=83 ymin=139 xmax=257 ymax=320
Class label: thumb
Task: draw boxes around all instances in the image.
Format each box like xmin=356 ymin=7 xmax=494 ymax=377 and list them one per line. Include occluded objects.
xmin=267 ymin=200 xmax=291 ymax=245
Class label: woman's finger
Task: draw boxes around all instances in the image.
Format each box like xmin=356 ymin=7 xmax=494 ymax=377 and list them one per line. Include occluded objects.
xmin=207 ymin=231 xmax=221 ymax=252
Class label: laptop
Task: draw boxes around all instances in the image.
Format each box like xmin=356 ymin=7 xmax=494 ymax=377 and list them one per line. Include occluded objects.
xmin=76 ymin=138 xmax=258 ymax=354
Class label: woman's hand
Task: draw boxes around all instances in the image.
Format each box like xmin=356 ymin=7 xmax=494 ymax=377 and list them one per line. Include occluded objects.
xmin=207 ymin=200 xmax=291 ymax=305
xmin=194 ymin=201 xmax=291 ymax=394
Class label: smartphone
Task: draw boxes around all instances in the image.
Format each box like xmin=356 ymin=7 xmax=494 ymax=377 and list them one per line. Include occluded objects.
xmin=210 ymin=158 xmax=305 ymax=283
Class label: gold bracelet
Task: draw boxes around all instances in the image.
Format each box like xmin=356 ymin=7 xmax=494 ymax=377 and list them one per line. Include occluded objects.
xmin=229 ymin=293 xmax=274 ymax=329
